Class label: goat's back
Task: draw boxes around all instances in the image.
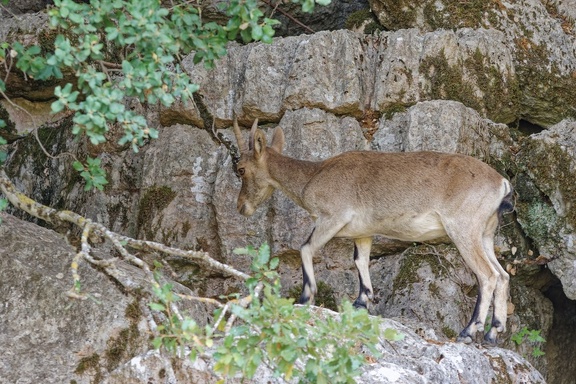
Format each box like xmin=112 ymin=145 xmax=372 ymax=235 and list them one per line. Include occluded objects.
xmin=301 ymin=151 xmax=507 ymax=227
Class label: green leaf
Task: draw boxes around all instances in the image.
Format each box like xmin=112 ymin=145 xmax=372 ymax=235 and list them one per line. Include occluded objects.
xmin=383 ymin=328 xmax=405 ymax=342
xmin=280 ymin=347 xmax=297 ymax=362
xmin=302 ymin=0 xmax=314 ymax=13
xmin=149 ymin=302 xmax=166 ymax=312
xmin=72 ymin=161 xmax=85 ymax=171
xmin=251 ymin=24 xmax=263 ymax=41
xmin=269 ymin=257 xmax=280 ymax=270
xmin=51 ymin=100 xmax=65 ymax=113
xmin=151 ymin=337 xmax=163 ymax=349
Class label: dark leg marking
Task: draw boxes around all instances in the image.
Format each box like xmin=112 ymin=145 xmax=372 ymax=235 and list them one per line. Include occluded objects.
xmin=353 ymin=271 xmax=371 ymax=309
xmin=298 ymin=228 xmax=316 ymax=305
xmin=303 ymin=228 xmax=315 ymax=247
xmin=484 ymin=318 xmax=503 ymax=345
xmin=458 ymin=292 xmax=483 ymax=342
xmin=468 ymin=292 xmax=483 ymax=326
xmin=299 ymin=263 xmax=311 ymax=304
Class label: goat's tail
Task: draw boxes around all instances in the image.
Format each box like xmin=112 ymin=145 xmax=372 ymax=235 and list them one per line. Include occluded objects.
xmin=498 ymin=182 xmax=514 ymax=223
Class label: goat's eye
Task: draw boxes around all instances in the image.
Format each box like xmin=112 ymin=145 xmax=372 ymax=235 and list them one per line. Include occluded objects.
xmin=238 ymin=168 xmax=245 ymax=176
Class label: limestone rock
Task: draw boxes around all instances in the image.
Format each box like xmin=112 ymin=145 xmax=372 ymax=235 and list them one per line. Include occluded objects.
xmin=104 ymin=311 xmax=544 ymax=384
xmin=359 ymin=317 xmax=545 ymax=384
xmin=0 ymin=0 xmax=48 ymax=16
xmin=264 ymin=0 xmax=371 ymax=37
xmin=3 ymin=2 xmax=576 ymax=381
xmin=178 ymin=28 xmax=517 ymax=126
xmin=0 ymin=213 xmax=148 ymax=384
xmin=515 ymin=120 xmax=576 ymax=300
xmin=373 ymin=99 xmax=511 ymax=156
xmin=368 ymin=0 xmax=576 ymax=126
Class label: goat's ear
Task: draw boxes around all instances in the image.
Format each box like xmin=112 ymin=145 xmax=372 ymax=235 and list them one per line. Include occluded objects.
xmin=270 ymin=127 xmax=285 ymax=154
xmin=252 ymin=129 xmax=267 ymax=160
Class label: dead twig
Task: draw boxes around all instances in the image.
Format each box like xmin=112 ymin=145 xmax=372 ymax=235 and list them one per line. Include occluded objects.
xmin=0 ymin=169 xmax=250 ymax=299
xmin=261 ymin=0 xmax=315 ymax=34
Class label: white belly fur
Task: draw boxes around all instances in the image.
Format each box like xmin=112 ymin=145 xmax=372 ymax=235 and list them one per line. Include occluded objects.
xmin=335 ymin=210 xmax=447 ymax=242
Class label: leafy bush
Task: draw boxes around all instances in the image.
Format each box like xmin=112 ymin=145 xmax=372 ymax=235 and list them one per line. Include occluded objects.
xmin=1 ymin=0 xmax=331 ymax=189
xmin=150 ymin=243 xmax=402 ymax=383
xmin=511 ymin=327 xmax=546 ymax=358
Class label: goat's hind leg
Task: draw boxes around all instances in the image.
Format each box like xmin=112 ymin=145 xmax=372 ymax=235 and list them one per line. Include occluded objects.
xmin=449 ymin=228 xmax=500 ymax=344
xmin=353 ymin=237 xmax=374 ymax=309
xmin=482 ymin=220 xmax=510 ymax=345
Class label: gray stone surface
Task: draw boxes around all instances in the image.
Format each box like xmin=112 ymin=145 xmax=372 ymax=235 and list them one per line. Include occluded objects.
xmin=0 ymin=213 xmax=148 ymax=384
xmin=3 ymin=1 xmax=576 ymax=381
xmin=516 ymin=120 xmax=576 ymax=300
xmin=368 ymin=0 xmax=576 ymax=127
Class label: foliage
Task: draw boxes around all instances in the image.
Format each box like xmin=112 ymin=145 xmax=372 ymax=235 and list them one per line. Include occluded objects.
xmin=149 ymin=243 xmax=398 ymax=383
xmin=511 ymin=327 xmax=546 ymax=358
xmin=1 ymin=0 xmax=331 ymax=189
xmin=149 ymin=261 xmax=214 ymax=360
xmin=72 ymin=156 xmax=109 ymax=191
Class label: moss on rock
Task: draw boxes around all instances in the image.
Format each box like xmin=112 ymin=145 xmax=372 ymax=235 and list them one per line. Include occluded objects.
xmin=419 ymin=48 xmax=519 ymax=124
xmin=137 ymin=185 xmax=177 ymax=241
xmin=345 ymin=9 xmax=383 ymax=34
xmin=287 ymin=280 xmax=338 ymax=311
xmin=423 ymin=0 xmax=500 ymax=30
xmin=0 ymin=102 xmax=17 ymax=141
xmin=514 ymin=39 xmax=576 ymax=126
xmin=392 ymin=244 xmax=453 ymax=295
xmin=517 ymin=137 xmax=576 ymax=231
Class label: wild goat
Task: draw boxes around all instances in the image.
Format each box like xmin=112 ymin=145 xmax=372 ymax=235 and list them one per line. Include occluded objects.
xmin=232 ymin=118 xmax=514 ymax=344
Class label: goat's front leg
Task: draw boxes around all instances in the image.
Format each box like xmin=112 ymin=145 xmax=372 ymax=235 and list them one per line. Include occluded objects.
xmin=353 ymin=237 xmax=374 ymax=309
xmin=298 ymin=218 xmax=348 ymax=305
xmin=299 ymin=228 xmax=317 ymax=304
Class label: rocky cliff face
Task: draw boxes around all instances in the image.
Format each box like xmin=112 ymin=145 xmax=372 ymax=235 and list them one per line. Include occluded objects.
xmin=1 ymin=0 xmax=576 ymax=383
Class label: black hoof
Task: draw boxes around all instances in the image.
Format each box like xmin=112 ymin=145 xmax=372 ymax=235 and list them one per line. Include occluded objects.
xmin=456 ymin=329 xmax=474 ymax=344
xmin=483 ymin=332 xmax=498 ymax=346
xmin=352 ymin=300 xmax=368 ymax=310
xmin=298 ymin=294 xmax=310 ymax=305
xmin=456 ymin=335 xmax=473 ymax=344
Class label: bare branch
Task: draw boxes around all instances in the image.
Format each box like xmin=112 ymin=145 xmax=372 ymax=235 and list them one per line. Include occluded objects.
xmin=0 ymin=169 xmax=251 ymax=297
xmin=261 ymin=0 xmax=316 ymax=34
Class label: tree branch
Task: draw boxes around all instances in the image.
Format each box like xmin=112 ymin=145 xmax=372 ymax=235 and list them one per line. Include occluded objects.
xmin=0 ymin=169 xmax=250 ymax=299
xmin=261 ymin=0 xmax=316 ymax=34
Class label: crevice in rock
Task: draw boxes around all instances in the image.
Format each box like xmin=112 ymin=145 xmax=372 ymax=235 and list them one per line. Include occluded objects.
xmin=542 ymin=278 xmax=576 ymax=384
xmin=513 ymin=119 xmax=545 ymax=136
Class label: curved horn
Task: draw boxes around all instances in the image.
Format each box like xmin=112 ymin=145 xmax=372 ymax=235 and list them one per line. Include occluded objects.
xmin=233 ymin=116 xmax=248 ymax=152
xmin=249 ymin=118 xmax=259 ymax=151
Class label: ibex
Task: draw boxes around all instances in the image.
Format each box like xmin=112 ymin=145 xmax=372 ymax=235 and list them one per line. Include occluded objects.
xmin=232 ymin=118 xmax=514 ymax=345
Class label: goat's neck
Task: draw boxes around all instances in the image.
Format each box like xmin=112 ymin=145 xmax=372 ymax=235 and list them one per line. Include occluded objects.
xmin=267 ymin=150 xmax=322 ymax=208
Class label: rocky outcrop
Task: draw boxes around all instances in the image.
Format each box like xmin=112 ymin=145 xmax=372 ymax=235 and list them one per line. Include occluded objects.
xmin=515 ymin=121 xmax=576 ymax=299
xmin=0 ymin=213 xmax=148 ymax=384
xmin=0 ymin=213 xmax=545 ymax=383
xmin=2 ymin=0 xmax=576 ymax=382
xmin=368 ymin=0 xmax=576 ymax=127
xmin=176 ymin=27 xmax=518 ymax=126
